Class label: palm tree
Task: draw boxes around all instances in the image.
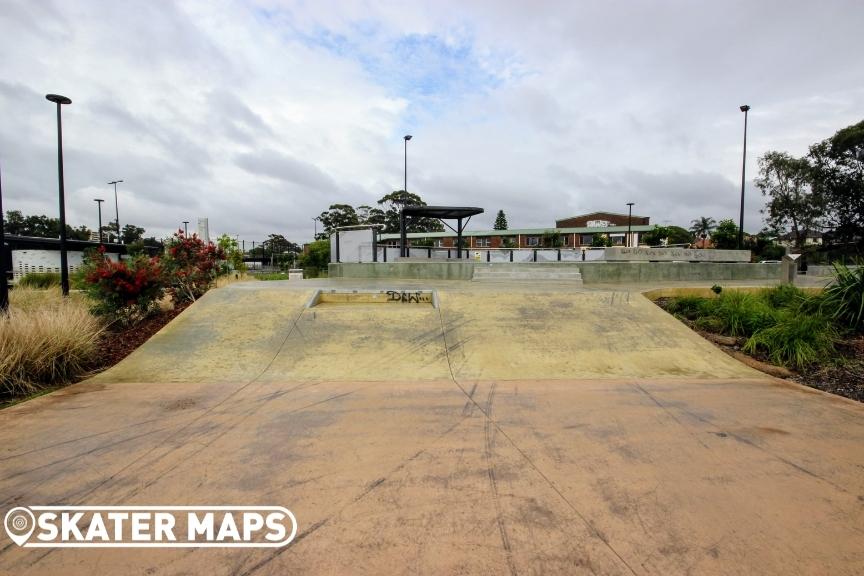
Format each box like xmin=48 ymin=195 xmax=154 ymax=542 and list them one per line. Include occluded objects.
xmin=689 ymin=216 xmax=717 ymax=239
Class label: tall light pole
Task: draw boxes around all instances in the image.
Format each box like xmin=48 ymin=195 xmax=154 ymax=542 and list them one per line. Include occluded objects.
xmin=94 ymin=198 xmax=105 ymax=244
xmin=313 ymin=216 xmax=319 ymax=239
xmin=46 ymin=93 xmax=72 ymax=296
xmin=403 ymin=134 xmax=412 ymax=193
xmin=626 ymin=202 xmax=635 ymax=247
xmin=0 ymin=160 xmax=8 ymax=312
xmin=108 ymin=179 xmax=123 ymax=243
xmin=182 ymin=221 xmax=189 ymax=237
xmin=738 ymin=105 xmax=750 ymax=250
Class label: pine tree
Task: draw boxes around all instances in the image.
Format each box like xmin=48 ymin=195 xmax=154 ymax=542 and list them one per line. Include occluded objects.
xmin=494 ymin=209 xmax=508 ymax=230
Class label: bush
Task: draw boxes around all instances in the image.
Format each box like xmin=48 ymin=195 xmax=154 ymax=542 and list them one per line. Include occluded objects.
xmin=666 ymin=295 xmax=711 ymax=320
xmin=0 ymin=288 xmax=103 ymax=397
xmin=759 ymin=284 xmax=806 ymax=309
xmin=256 ymin=272 xmax=289 ymax=281
xmin=711 ymin=291 xmax=777 ymax=337
xmin=744 ymin=313 xmax=838 ymax=369
xmin=81 ymin=247 xmax=166 ymax=323
xmin=18 ymin=272 xmax=61 ymax=288
xmin=821 ymin=261 xmax=864 ymax=332
xmin=162 ymin=231 xmax=226 ymax=303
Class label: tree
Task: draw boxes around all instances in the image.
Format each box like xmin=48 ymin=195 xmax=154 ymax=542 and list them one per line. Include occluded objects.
xmin=711 ymin=219 xmax=739 ymax=249
xmin=358 ymin=204 xmax=386 ymax=228
xmin=591 ymin=233 xmax=611 ymax=247
xmin=121 ymin=224 xmax=146 ymax=244
xmin=3 ymin=210 xmax=92 ymax=240
xmin=318 ymin=204 xmax=360 ymax=235
xmin=216 ymin=234 xmax=246 ymax=273
xmin=541 ymin=230 xmax=563 ymax=247
xmin=755 ymin=151 xmax=823 ymax=251
xmin=642 ymin=226 xmax=693 ymax=247
xmin=689 ymin=217 xmax=717 ymax=239
xmin=494 ymin=210 xmax=508 ymax=230
xmin=262 ymin=234 xmax=300 ymax=260
xmin=808 ymin=120 xmax=864 ymax=247
xmin=377 ymin=191 xmax=444 ymax=234
xmin=298 ymin=239 xmax=330 ymax=277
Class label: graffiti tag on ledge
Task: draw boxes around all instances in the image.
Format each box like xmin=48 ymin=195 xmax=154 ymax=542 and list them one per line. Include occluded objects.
xmin=386 ymin=290 xmax=432 ymax=303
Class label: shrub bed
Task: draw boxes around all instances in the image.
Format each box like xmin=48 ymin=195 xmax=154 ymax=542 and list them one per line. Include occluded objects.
xmin=0 ymin=288 xmax=104 ymax=398
xmin=655 ymin=264 xmax=864 ymax=402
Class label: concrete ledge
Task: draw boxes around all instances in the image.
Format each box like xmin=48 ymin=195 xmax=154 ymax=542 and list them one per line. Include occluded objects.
xmin=329 ymin=262 xmax=475 ymax=280
xmin=605 ymin=247 xmax=752 ymax=262
xmin=578 ymin=262 xmax=781 ymax=284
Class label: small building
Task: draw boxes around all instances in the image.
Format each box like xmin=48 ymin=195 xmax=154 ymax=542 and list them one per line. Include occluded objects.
xmin=777 ymin=230 xmax=823 ymax=248
xmin=379 ymin=211 xmax=655 ymax=250
xmin=555 ymin=211 xmax=650 ymax=229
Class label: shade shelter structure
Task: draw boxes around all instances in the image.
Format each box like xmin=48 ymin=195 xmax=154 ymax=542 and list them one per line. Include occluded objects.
xmin=399 ymin=206 xmax=484 ymax=258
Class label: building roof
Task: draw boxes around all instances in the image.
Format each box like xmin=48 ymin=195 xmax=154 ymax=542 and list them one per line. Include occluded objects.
xmin=778 ymin=230 xmax=823 ymax=240
xmin=379 ymin=224 xmax=657 ymax=240
xmin=556 ymin=211 xmax=649 ymax=221
xmin=402 ymin=206 xmax=484 ymax=219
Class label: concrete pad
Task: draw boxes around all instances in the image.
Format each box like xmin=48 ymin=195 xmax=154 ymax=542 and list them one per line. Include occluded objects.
xmin=0 ymin=280 xmax=861 ymax=575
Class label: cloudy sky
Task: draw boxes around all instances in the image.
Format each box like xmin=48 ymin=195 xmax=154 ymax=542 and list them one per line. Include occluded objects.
xmin=1 ymin=0 xmax=862 ymax=244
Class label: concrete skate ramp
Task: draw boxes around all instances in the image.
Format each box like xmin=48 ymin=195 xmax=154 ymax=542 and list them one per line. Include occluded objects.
xmin=90 ymin=283 xmax=759 ymax=384
xmin=2 ymin=281 xmax=862 ymax=575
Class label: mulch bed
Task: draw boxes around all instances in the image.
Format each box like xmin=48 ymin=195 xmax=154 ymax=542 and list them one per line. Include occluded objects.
xmin=93 ymin=301 xmax=191 ymax=370
xmin=653 ymin=298 xmax=864 ymax=403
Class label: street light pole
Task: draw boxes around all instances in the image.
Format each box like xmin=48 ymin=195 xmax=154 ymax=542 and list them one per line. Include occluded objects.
xmin=0 ymin=160 xmax=8 ymax=312
xmin=108 ymin=179 xmax=123 ymax=243
xmin=313 ymin=217 xmax=318 ymax=239
xmin=46 ymin=93 xmax=72 ymax=296
xmin=94 ymin=199 xmax=105 ymax=244
xmin=403 ymin=134 xmax=412 ymax=194
xmin=738 ymin=105 xmax=750 ymax=250
xmin=183 ymin=221 xmax=189 ymax=237
xmin=626 ymin=202 xmax=635 ymax=247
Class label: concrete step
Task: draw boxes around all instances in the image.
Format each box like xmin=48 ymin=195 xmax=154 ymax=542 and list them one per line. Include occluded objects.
xmin=472 ymin=267 xmax=583 ymax=285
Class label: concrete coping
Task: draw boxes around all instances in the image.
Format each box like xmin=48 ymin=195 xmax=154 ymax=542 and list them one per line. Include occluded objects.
xmin=306 ymin=288 xmax=439 ymax=309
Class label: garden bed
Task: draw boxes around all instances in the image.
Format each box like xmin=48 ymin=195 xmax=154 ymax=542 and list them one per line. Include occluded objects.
xmin=93 ymin=301 xmax=191 ymax=370
xmin=653 ymin=286 xmax=864 ymax=403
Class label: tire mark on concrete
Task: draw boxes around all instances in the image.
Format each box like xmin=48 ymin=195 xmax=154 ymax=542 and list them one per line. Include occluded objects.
xmin=45 ymin=302 xmax=311 ymax=505
xmin=631 ymin=383 xmax=711 ymax=450
xmin=235 ymin=412 xmax=471 ymax=576
xmin=484 ymin=381 xmax=518 ymax=576
xmin=0 ymin=417 xmax=164 ymax=462
xmin=637 ymin=383 xmax=853 ymax=496
xmin=436 ymin=304 xmax=639 ymax=576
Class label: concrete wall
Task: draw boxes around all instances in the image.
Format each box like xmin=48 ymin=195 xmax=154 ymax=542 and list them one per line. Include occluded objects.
xmin=807 ymin=265 xmax=861 ymax=277
xmin=11 ymin=249 xmax=120 ymax=280
xmin=329 ymin=262 xmax=475 ymax=280
xmin=330 ymin=261 xmax=782 ymax=283
xmin=604 ymin=247 xmax=751 ymax=262
xmin=578 ymin=262 xmax=781 ymax=284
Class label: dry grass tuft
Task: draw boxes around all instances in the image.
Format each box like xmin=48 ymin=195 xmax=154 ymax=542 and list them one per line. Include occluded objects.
xmin=0 ymin=288 xmax=105 ymax=397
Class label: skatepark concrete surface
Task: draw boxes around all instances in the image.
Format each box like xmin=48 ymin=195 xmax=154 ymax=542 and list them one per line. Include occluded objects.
xmin=1 ymin=279 xmax=862 ymax=575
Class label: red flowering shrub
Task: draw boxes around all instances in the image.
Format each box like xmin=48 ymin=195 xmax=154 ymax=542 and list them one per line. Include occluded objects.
xmin=82 ymin=246 xmax=166 ymax=323
xmin=162 ymin=230 xmax=226 ymax=303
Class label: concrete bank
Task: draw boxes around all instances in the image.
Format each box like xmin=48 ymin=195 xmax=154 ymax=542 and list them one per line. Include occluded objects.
xmin=330 ymin=261 xmax=783 ymax=284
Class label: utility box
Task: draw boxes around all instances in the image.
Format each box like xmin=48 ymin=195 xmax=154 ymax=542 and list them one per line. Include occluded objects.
xmin=288 ymin=269 xmax=304 ymax=280
xmin=781 ymin=254 xmax=800 ymax=284
xmin=331 ymin=226 xmax=380 ymax=263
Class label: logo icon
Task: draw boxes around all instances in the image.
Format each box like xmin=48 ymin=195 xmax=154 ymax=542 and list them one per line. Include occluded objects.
xmin=4 ymin=507 xmax=36 ymax=547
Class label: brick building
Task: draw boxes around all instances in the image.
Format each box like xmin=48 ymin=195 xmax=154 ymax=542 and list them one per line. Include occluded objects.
xmin=380 ymin=212 xmax=655 ymax=249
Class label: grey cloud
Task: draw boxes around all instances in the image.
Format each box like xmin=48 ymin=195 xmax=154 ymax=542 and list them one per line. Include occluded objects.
xmin=235 ymin=150 xmax=338 ymax=192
